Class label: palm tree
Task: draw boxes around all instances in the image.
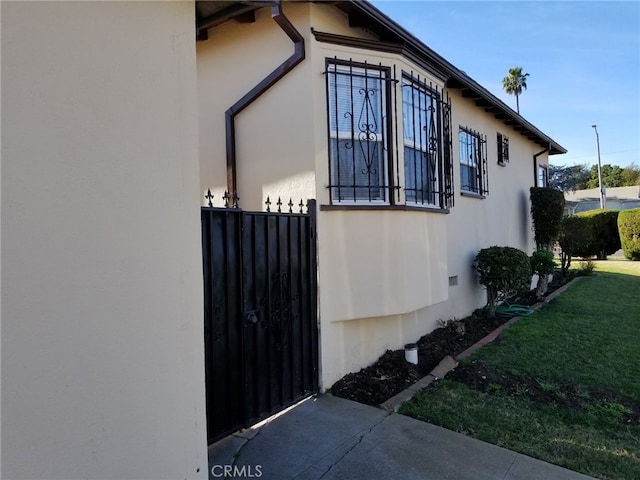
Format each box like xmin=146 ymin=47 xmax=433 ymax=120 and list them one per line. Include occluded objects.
xmin=502 ymin=67 xmax=529 ymax=114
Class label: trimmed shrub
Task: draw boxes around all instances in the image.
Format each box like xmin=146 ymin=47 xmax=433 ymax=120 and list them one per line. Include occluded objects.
xmin=573 ymin=209 xmax=621 ymax=259
xmin=558 ymin=215 xmax=590 ymax=277
xmin=618 ymin=208 xmax=640 ymax=260
xmin=475 ymin=246 xmax=532 ymax=318
xmin=530 ymin=187 xmax=565 ymax=249
xmin=530 ymin=250 xmax=555 ymax=299
xmin=576 ymin=259 xmax=596 ymax=277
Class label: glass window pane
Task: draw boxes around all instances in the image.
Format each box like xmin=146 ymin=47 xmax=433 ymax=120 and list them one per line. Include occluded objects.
xmin=328 ymin=63 xmax=388 ymax=203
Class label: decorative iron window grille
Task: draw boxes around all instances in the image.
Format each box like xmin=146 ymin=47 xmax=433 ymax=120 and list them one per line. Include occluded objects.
xmin=325 ymin=58 xmax=395 ymax=204
xmin=442 ymin=99 xmax=454 ymax=208
xmin=497 ymin=133 xmax=509 ymax=166
xmin=402 ymin=73 xmax=453 ymax=209
xmin=459 ymin=127 xmax=488 ymax=196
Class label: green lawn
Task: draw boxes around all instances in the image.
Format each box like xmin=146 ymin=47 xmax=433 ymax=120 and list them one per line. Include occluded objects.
xmin=400 ymin=261 xmax=640 ymax=479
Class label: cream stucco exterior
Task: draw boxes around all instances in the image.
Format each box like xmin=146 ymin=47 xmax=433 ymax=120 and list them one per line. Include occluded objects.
xmin=1 ymin=3 xmax=560 ymax=474
xmin=196 ymin=1 xmax=557 ymax=389
xmin=2 ymin=2 xmax=207 ymax=479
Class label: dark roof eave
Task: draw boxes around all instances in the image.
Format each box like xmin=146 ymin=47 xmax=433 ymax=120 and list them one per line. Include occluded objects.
xmin=196 ymin=1 xmax=567 ymax=155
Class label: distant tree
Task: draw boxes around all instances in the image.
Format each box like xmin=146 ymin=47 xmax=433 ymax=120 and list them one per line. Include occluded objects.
xmin=502 ymin=66 xmax=529 ymax=114
xmin=548 ymin=164 xmax=590 ymax=191
xmin=586 ymin=163 xmax=640 ymax=189
xmin=621 ymin=163 xmax=640 ymax=186
xmin=587 ymin=164 xmax=624 ymax=189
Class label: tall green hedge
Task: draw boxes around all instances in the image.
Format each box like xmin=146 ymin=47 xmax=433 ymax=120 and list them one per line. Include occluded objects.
xmin=573 ymin=209 xmax=621 ymax=259
xmin=618 ymin=208 xmax=640 ymax=261
xmin=530 ymin=187 xmax=565 ymax=249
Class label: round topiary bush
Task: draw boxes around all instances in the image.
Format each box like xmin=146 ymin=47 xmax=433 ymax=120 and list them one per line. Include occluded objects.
xmin=618 ymin=208 xmax=640 ymax=261
xmin=558 ymin=215 xmax=591 ymax=277
xmin=475 ymin=246 xmax=532 ymax=318
xmin=530 ymin=187 xmax=565 ymax=250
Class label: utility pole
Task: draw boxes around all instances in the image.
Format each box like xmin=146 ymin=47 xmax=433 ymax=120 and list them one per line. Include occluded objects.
xmin=591 ymin=125 xmax=605 ymax=209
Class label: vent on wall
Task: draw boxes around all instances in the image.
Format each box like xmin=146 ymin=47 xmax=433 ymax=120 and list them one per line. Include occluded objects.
xmin=448 ymin=275 xmax=459 ymax=286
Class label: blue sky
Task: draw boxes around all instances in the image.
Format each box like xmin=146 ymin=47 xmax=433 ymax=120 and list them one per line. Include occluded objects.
xmin=370 ymin=1 xmax=640 ymax=169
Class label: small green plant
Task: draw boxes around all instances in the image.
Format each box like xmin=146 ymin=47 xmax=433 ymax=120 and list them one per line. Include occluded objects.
xmin=575 ymin=389 xmax=591 ymax=400
xmin=475 ymin=246 xmax=532 ymax=318
xmin=576 ymin=260 xmax=596 ymax=277
xmin=585 ymin=400 xmax=632 ymax=423
xmin=536 ymin=379 xmax=561 ymax=394
xmin=618 ymin=208 xmax=640 ymax=261
xmin=436 ymin=318 xmax=466 ymax=334
xmin=487 ymin=383 xmax=503 ymax=395
xmin=530 ymin=250 xmax=555 ymax=299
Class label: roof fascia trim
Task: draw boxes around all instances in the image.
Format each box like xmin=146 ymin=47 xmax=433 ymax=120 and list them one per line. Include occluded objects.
xmin=311 ymin=29 xmax=448 ymax=83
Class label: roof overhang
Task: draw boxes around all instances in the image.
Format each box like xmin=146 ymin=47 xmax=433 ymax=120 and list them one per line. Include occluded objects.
xmin=196 ymin=0 xmax=567 ymax=155
xmin=195 ymin=1 xmax=266 ymax=38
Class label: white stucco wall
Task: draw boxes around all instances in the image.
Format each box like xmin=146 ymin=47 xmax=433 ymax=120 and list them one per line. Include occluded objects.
xmin=1 ymin=2 xmax=207 ymax=479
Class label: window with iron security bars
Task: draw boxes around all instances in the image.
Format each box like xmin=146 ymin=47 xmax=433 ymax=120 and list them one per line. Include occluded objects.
xmin=402 ymin=73 xmax=454 ymax=209
xmin=497 ymin=132 xmax=509 ymax=166
xmin=325 ymin=59 xmax=396 ymax=204
xmin=459 ymin=127 xmax=488 ymax=196
xmin=324 ymin=58 xmax=454 ymax=210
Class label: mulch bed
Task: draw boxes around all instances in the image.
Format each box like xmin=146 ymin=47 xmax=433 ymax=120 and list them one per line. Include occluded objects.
xmin=330 ymin=276 xmax=574 ymax=406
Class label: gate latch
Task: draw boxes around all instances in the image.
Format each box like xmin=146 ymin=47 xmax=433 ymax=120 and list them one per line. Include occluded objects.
xmin=243 ymin=310 xmax=260 ymax=326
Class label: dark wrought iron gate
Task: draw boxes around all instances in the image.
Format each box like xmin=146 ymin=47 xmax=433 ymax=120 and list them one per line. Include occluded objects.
xmin=202 ymin=199 xmax=318 ymax=444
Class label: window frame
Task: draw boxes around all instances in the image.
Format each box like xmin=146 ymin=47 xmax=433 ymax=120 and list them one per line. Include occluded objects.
xmin=325 ymin=58 xmax=394 ymax=205
xmin=497 ymin=132 xmax=509 ymax=166
xmin=459 ymin=126 xmax=488 ymax=197
xmin=401 ymin=74 xmax=444 ymax=208
xmin=537 ymin=164 xmax=549 ymax=187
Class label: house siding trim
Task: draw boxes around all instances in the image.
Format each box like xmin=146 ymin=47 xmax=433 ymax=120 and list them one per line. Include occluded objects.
xmin=312 ymin=28 xmax=448 ymax=82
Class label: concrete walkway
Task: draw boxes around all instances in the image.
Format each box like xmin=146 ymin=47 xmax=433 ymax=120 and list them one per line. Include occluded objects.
xmin=208 ymin=394 xmax=595 ymax=480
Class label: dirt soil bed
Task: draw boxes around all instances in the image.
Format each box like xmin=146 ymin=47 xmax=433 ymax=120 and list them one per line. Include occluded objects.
xmin=330 ymin=280 xmax=572 ymax=406
xmin=330 ymin=310 xmax=509 ymax=405
xmin=448 ymin=359 xmax=639 ymax=426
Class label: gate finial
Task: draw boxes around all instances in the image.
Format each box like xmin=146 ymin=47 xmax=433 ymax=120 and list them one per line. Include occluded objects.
xmin=205 ymin=189 xmax=214 ymax=207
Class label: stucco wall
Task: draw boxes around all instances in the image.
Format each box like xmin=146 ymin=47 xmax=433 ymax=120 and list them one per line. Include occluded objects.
xmin=1 ymin=2 xmax=207 ymax=479
xmin=307 ymin=5 xmax=543 ymax=387
xmin=443 ymin=89 xmax=540 ymax=320
xmin=196 ymin=2 xmax=552 ymax=389
xmin=197 ymin=2 xmax=317 ymax=210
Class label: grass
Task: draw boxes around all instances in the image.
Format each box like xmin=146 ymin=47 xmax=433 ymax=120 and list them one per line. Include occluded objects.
xmin=400 ymin=260 xmax=640 ymax=479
